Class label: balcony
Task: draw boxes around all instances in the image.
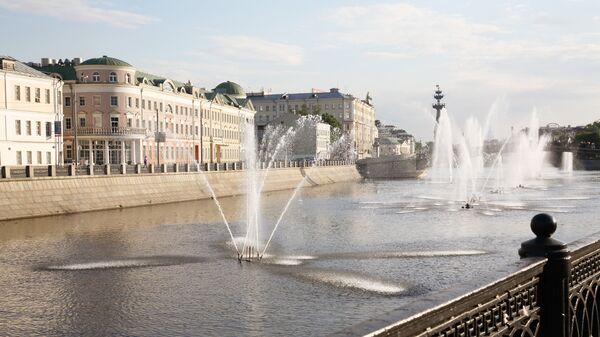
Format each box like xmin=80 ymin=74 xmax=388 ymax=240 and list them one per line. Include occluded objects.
xmin=64 ymin=127 xmax=147 ymax=137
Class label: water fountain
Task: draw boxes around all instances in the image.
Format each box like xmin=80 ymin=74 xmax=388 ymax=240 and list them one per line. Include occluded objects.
xmin=429 ymin=107 xmax=550 ymax=205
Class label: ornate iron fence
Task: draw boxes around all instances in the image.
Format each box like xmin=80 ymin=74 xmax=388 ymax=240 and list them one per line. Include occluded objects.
xmin=332 ymin=213 xmax=600 ymax=337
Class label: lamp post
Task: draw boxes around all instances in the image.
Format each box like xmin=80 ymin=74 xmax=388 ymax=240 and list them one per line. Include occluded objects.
xmin=156 ymin=108 xmax=160 ymax=167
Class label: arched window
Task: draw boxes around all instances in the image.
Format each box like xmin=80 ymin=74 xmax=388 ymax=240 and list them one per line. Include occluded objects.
xmin=109 ymin=72 xmax=117 ymax=82
xmin=125 ymin=73 xmax=131 ymax=84
xmin=92 ymin=72 xmax=100 ymax=82
xmin=166 ymin=104 xmax=173 ymax=113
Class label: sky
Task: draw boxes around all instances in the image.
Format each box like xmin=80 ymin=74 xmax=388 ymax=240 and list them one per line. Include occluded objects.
xmin=1 ymin=0 xmax=599 ymax=141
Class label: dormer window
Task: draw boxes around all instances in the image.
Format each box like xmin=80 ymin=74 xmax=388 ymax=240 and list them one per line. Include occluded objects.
xmin=109 ymin=72 xmax=117 ymax=82
xmin=92 ymin=72 xmax=100 ymax=82
xmin=125 ymin=73 xmax=131 ymax=84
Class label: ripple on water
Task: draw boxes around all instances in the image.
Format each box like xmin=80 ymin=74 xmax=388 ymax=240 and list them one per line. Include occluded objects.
xmin=40 ymin=255 xmax=204 ymax=271
xmin=296 ymin=269 xmax=405 ymax=295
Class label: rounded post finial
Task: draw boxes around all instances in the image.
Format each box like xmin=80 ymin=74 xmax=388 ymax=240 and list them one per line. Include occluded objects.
xmin=531 ymin=213 xmax=557 ymax=238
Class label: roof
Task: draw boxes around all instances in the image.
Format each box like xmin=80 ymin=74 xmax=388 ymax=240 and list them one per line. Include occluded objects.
xmin=214 ymin=81 xmax=245 ymax=98
xmin=0 ymin=55 xmax=53 ymax=79
xmin=34 ymin=64 xmax=76 ymax=80
xmin=80 ymin=55 xmax=132 ymax=67
xmin=248 ymin=91 xmax=353 ymax=102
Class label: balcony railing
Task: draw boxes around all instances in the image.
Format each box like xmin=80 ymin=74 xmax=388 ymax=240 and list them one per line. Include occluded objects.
xmin=64 ymin=127 xmax=147 ymax=137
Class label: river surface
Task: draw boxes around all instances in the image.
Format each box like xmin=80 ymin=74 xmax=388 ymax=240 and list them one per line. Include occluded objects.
xmin=1 ymin=169 xmax=599 ymax=336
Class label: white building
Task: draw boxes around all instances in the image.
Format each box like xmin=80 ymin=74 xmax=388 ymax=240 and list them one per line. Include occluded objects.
xmin=248 ymin=88 xmax=376 ymax=159
xmin=265 ymin=113 xmax=331 ymax=160
xmin=0 ymin=56 xmax=63 ymax=166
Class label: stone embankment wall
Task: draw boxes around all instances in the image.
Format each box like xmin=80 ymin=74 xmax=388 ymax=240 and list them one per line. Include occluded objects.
xmin=0 ymin=165 xmax=360 ymax=221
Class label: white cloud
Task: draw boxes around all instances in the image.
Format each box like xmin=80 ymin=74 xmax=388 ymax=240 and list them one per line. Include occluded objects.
xmin=329 ymin=3 xmax=600 ymax=63
xmin=211 ymin=35 xmax=304 ymax=66
xmin=0 ymin=0 xmax=157 ymax=28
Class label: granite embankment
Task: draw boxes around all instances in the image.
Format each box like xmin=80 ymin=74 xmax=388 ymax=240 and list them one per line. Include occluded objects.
xmin=0 ymin=165 xmax=360 ymax=221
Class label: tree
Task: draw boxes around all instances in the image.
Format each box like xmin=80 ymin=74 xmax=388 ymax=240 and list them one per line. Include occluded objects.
xmin=321 ymin=112 xmax=342 ymax=130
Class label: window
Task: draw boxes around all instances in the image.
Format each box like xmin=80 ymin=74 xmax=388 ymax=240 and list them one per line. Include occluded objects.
xmin=127 ymin=97 xmax=132 ymax=107
xmin=93 ymin=95 xmax=101 ymax=105
xmin=37 ymin=151 xmax=42 ymax=164
xmin=46 ymin=152 xmax=51 ymax=164
xmin=142 ymin=100 xmax=145 ymax=109
xmin=110 ymin=96 xmax=118 ymax=106
xmin=154 ymin=101 xmax=157 ymax=111
xmin=65 ymin=118 xmax=72 ymax=130
xmin=25 ymin=87 xmax=31 ymax=102
xmin=195 ymin=109 xmax=198 ymax=117
xmin=176 ymin=106 xmax=179 ymax=114
xmin=45 ymin=122 xmax=52 ymax=137
xmin=26 ymin=121 xmax=31 ymax=135
xmin=266 ymin=106 xmax=270 ymax=112
xmin=14 ymin=85 xmax=20 ymax=101
xmin=66 ymin=145 xmax=72 ymax=160
xmin=109 ymin=72 xmax=117 ymax=82
xmin=160 ymin=102 xmax=163 ymax=112
xmin=195 ymin=126 xmax=199 ymax=135
xmin=16 ymin=151 xmax=22 ymax=165
xmin=26 ymin=151 xmax=32 ymax=164
xmin=65 ymin=96 xmax=71 ymax=107
xmin=125 ymin=73 xmax=131 ymax=84
xmin=92 ymin=72 xmax=100 ymax=82
xmin=135 ymin=98 xmax=139 ymax=108
xmin=93 ymin=114 xmax=102 ymax=127
xmin=111 ymin=117 xmax=119 ymax=128
xmin=36 ymin=121 xmax=41 ymax=136
xmin=79 ymin=96 xmax=85 ymax=106
xmin=127 ymin=118 xmax=132 ymax=127
xmin=31 ymin=87 xmax=37 ymax=102
xmin=15 ymin=120 xmax=21 ymax=135
xmin=79 ymin=117 xmax=86 ymax=127
xmin=45 ymin=89 xmax=50 ymax=104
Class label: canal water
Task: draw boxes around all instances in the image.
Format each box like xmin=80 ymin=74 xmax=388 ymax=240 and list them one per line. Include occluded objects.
xmin=1 ymin=169 xmax=599 ymax=336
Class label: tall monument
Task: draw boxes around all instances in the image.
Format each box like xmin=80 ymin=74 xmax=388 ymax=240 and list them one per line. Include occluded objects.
xmin=432 ymin=85 xmax=445 ymax=138
xmin=432 ymin=85 xmax=445 ymax=123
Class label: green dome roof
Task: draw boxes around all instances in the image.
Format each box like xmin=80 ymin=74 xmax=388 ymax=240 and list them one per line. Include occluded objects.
xmin=214 ymin=81 xmax=245 ymax=98
xmin=80 ymin=55 xmax=132 ymax=67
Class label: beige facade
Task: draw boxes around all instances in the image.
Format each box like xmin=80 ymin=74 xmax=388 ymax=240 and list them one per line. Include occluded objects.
xmin=35 ymin=56 xmax=254 ymax=165
xmin=0 ymin=56 xmax=63 ymax=166
xmin=248 ymin=88 xmax=376 ymax=158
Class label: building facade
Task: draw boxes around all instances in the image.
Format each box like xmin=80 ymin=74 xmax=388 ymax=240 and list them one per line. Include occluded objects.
xmin=34 ymin=56 xmax=254 ymax=165
xmin=0 ymin=56 xmax=63 ymax=166
xmin=376 ymin=123 xmax=415 ymax=157
xmin=248 ymin=88 xmax=376 ymax=159
xmin=265 ymin=113 xmax=331 ymax=160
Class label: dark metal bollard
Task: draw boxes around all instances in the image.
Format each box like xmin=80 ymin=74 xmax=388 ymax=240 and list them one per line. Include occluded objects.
xmin=135 ymin=164 xmax=141 ymax=174
xmin=120 ymin=164 xmax=126 ymax=174
xmin=174 ymin=163 xmax=179 ymax=173
xmin=519 ymin=213 xmax=571 ymax=337
xmin=1 ymin=166 xmax=10 ymax=178
xmin=148 ymin=164 xmax=155 ymax=173
xmin=68 ymin=164 xmax=75 ymax=176
xmin=86 ymin=164 xmax=94 ymax=176
xmin=48 ymin=165 xmax=56 ymax=177
xmin=103 ymin=164 xmax=111 ymax=175
xmin=160 ymin=163 xmax=167 ymax=173
xmin=25 ymin=165 xmax=34 ymax=178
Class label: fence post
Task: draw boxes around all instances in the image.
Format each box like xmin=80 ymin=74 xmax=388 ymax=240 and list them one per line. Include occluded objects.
xmin=519 ymin=213 xmax=571 ymax=337
xmin=86 ymin=164 xmax=94 ymax=176
xmin=1 ymin=166 xmax=10 ymax=178
xmin=103 ymin=164 xmax=111 ymax=175
xmin=135 ymin=164 xmax=141 ymax=174
xmin=48 ymin=165 xmax=56 ymax=177
xmin=148 ymin=164 xmax=155 ymax=173
xmin=68 ymin=164 xmax=75 ymax=176
xmin=120 ymin=163 xmax=126 ymax=174
xmin=174 ymin=163 xmax=180 ymax=173
xmin=25 ymin=165 xmax=34 ymax=178
xmin=160 ymin=163 xmax=167 ymax=173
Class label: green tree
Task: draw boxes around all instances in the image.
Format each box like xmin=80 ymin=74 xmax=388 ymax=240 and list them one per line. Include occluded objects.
xmin=321 ymin=112 xmax=342 ymax=130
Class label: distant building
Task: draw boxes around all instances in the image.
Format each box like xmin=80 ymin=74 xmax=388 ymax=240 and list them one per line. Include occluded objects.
xmin=33 ymin=56 xmax=254 ymax=165
xmin=375 ymin=123 xmax=415 ymax=157
xmin=0 ymin=56 xmax=63 ymax=166
xmin=264 ymin=113 xmax=331 ymax=160
xmin=248 ymin=88 xmax=376 ymax=159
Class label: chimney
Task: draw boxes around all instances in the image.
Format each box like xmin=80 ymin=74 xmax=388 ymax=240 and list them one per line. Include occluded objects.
xmin=41 ymin=58 xmax=50 ymax=66
xmin=72 ymin=57 xmax=81 ymax=65
xmin=330 ymin=88 xmax=339 ymax=93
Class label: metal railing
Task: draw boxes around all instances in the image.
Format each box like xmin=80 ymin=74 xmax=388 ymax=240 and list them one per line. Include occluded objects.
xmin=0 ymin=159 xmax=357 ymax=179
xmin=332 ymin=213 xmax=600 ymax=337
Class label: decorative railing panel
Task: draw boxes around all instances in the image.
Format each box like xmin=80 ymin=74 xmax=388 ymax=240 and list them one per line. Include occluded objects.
xmin=569 ymin=237 xmax=600 ymax=337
